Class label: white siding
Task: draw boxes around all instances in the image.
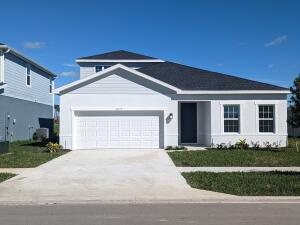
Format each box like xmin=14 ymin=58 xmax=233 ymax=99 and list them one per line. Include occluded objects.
xmin=78 ymin=62 xmax=160 ymax=79
xmin=3 ymin=53 xmax=53 ymax=105
xmin=70 ymin=74 xmax=158 ymax=95
xmin=209 ymin=98 xmax=287 ymax=147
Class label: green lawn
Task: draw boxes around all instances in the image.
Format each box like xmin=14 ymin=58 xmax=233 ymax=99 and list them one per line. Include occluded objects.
xmin=0 ymin=141 xmax=67 ymax=168
xmin=168 ymin=147 xmax=300 ymax=167
xmin=0 ymin=173 xmax=16 ymax=183
xmin=182 ymin=171 xmax=300 ymax=196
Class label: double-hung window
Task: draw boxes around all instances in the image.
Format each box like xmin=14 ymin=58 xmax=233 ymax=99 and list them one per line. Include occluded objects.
xmin=259 ymin=105 xmax=274 ymax=132
xmin=95 ymin=65 xmax=111 ymax=73
xmin=224 ymin=105 xmax=240 ymax=133
xmin=26 ymin=64 xmax=31 ymax=86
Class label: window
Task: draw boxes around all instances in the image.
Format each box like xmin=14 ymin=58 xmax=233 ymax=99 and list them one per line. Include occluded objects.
xmin=26 ymin=65 xmax=31 ymax=86
xmin=95 ymin=65 xmax=111 ymax=73
xmin=224 ymin=105 xmax=240 ymax=133
xmin=259 ymin=105 xmax=274 ymax=132
xmin=49 ymin=79 xmax=53 ymax=93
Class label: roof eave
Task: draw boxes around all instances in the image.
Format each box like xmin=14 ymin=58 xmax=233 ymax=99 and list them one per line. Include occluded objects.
xmin=0 ymin=45 xmax=57 ymax=77
xmin=76 ymin=59 xmax=165 ymax=63
xmin=177 ymin=90 xmax=291 ymax=94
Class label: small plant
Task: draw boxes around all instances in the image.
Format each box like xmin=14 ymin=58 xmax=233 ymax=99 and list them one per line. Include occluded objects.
xmin=216 ymin=143 xmax=227 ymax=150
xmin=263 ymin=141 xmax=273 ymax=151
xmin=165 ymin=146 xmax=187 ymax=150
xmin=251 ymin=141 xmax=261 ymax=150
xmin=272 ymin=142 xmax=279 ymax=149
xmin=32 ymin=132 xmax=38 ymax=141
xmin=235 ymin=139 xmax=249 ymax=150
xmin=227 ymin=142 xmax=236 ymax=150
xmin=45 ymin=142 xmax=62 ymax=153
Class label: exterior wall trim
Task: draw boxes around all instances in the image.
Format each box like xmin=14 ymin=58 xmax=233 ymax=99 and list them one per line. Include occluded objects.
xmin=0 ymin=50 xmax=4 ymax=83
xmin=177 ymin=90 xmax=290 ymax=94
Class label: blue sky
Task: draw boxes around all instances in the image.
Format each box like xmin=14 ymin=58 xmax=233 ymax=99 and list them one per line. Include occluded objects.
xmin=1 ymin=0 xmax=299 ymax=92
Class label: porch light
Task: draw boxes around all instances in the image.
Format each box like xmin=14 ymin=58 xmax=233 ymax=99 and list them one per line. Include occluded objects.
xmin=169 ymin=113 xmax=173 ymax=119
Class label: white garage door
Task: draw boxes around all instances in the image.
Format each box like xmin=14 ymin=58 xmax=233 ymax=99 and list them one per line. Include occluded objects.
xmin=74 ymin=111 xmax=161 ymax=149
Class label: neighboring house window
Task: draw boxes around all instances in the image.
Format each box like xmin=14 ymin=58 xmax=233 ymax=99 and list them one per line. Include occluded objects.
xmin=49 ymin=79 xmax=53 ymax=93
xmin=259 ymin=105 xmax=274 ymax=133
xmin=224 ymin=105 xmax=240 ymax=133
xmin=95 ymin=65 xmax=111 ymax=73
xmin=26 ymin=65 xmax=31 ymax=86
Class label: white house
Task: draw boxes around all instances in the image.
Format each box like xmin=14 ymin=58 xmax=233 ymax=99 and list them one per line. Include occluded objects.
xmin=55 ymin=50 xmax=289 ymax=150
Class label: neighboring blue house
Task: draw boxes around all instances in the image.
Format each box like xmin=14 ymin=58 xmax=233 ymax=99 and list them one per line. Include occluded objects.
xmin=0 ymin=43 xmax=56 ymax=142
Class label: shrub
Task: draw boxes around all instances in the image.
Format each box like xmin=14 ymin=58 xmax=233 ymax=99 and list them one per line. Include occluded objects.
xmin=235 ymin=139 xmax=249 ymax=150
xmin=251 ymin=141 xmax=261 ymax=150
xmin=263 ymin=141 xmax=273 ymax=151
xmin=45 ymin=142 xmax=62 ymax=153
xmin=216 ymin=143 xmax=227 ymax=150
xmin=165 ymin=146 xmax=187 ymax=150
xmin=32 ymin=132 xmax=38 ymax=141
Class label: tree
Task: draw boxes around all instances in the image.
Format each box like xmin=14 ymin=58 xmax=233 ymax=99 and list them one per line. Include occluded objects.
xmin=289 ymin=74 xmax=300 ymax=129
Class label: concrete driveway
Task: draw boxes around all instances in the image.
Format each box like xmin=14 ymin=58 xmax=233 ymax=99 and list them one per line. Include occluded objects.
xmin=0 ymin=149 xmax=230 ymax=204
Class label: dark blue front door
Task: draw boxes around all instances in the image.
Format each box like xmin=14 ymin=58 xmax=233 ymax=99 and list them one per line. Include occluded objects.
xmin=180 ymin=103 xmax=197 ymax=143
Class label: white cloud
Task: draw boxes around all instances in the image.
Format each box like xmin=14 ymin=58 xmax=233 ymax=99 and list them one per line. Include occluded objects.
xmin=63 ymin=63 xmax=78 ymax=68
xmin=23 ymin=41 xmax=46 ymax=49
xmin=267 ymin=64 xmax=274 ymax=68
xmin=264 ymin=35 xmax=287 ymax=47
xmin=216 ymin=63 xmax=224 ymax=67
xmin=59 ymin=71 xmax=79 ymax=77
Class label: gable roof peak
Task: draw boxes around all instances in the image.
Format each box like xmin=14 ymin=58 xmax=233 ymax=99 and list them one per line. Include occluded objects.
xmin=77 ymin=50 xmax=162 ymax=61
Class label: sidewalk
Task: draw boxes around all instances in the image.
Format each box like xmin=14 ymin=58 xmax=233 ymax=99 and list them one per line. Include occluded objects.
xmin=178 ymin=167 xmax=300 ymax=173
xmin=0 ymin=168 xmax=32 ymax=174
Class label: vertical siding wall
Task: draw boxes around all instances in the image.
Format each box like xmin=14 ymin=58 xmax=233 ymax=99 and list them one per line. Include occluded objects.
xmin=3 ymin=53 xmax=53 ymax=105
xmin=78 ymin=62 xmax=160 ymax=79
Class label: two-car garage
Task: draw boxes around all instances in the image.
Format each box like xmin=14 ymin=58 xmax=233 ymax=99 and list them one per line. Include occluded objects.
xmin=74 ymin=111 xmax=164 ymax=149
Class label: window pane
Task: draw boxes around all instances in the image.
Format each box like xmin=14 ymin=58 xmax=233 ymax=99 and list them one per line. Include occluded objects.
xmin=224 ymin=105 xmax=240 ymax=133
xmin=27 ymin=75 xmax=30 ymax=86
xmin=259 ymin=119 xmax=274 ymax=132
xmin=95 ymin=66 xmax=102 ymax=72
xmin=26 ymin=65 xmax=30 ymax=75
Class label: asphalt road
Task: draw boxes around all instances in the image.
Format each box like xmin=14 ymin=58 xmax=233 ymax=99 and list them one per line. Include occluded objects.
xmin=0 ymin=203 xmax=299 ymax=225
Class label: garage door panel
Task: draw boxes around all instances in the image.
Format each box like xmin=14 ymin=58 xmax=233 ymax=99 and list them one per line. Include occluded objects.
xmin=75 ymin=112 xmax=161 ymax=149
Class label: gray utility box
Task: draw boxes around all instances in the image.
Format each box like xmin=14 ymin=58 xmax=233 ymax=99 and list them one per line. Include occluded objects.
xmin=0 ymin=141 xmax=9 ymax=154
xmin=36 ymin=128 xmax=49 ymax=141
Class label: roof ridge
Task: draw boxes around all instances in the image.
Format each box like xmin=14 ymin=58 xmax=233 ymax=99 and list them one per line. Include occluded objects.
xmin=78 ymin=50 xmax=158 ymax=60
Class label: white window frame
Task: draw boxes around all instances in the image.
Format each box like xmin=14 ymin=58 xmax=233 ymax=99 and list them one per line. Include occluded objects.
xmin=0 ymin=51 xmax=4 ymax=83
xmin=258 ymin=104 xmax=275 ymax=133
xmin=26 ymin=64 xmax=31 ymax=87
xmin=223 ymin=104 xmax=240 ymax=133
xmin=95 ymin=65 xmax=112 ymax=73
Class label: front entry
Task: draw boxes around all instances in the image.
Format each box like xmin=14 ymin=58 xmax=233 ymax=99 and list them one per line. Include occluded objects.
xmin=180 ymin=103 xmax=197 ymax=143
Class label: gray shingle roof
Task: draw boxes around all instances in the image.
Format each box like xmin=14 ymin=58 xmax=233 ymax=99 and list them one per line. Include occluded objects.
xmin=137 ymin=61 xmax=288 ymax=91
xmin=78 ymin=50 xmax=157 ymax=60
